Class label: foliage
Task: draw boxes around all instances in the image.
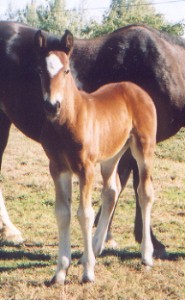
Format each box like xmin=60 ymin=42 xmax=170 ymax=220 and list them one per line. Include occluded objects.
xmin=5 ymin=0 xmax=89 ymax=37
xmin=3 ymin=0 xmax=185 ymax=38
xmin=83 ymin=0 xmax=184 ymax=37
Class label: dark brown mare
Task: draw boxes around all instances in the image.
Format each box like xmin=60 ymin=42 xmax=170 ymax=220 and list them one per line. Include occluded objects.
xmin=0 ymin=21 xmax=185 ymax=254
xmin=34 ymin=29 xmax=157 ymax=283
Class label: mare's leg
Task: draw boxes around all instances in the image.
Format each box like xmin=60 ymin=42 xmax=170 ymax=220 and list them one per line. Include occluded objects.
xmin=0 ymin=111 xmax=11 ymax=170
xmin=0 ymin=112 xmax=23 ymax=244
xmin=93 ymin=157 xmax=121 ymax=256
xmin=49 ymin=163 xmax=72 ymax=284
xmin=130 ymin=137 xmax=154 ymax=267
xmin=77 ymin=162 xmax=96 ymax=283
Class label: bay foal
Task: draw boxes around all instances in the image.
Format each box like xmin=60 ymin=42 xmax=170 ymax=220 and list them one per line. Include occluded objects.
xmin=35 ymin=30 xmax=157 ymax=283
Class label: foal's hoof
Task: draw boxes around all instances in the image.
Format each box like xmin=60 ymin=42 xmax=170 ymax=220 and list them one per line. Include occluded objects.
xmin=49 ymin=276 xmax=58 ymax=286
xmin=142 ymin=258 xmax=153 ymax=268
xmin=106 ymin=232 xmax=118 ymax=249
xmin=82 ymin=274 xmax=95 ymax=284
xmin=142 ymin=265 xmax=152 ymax=272
xmin=106 ymin=238 xmax=119 ymax=249
xmin=48 ymin=271 xmax=66 ymax=285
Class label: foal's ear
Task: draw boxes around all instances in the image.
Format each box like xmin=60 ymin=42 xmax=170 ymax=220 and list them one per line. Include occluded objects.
xmin=34 ymin=30 xmax=47 ymax=52
xmin=60 ymin=30 xmax=74 ymax=55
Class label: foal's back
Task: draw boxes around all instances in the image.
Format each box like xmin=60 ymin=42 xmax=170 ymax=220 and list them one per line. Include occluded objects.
xmin=78 ymin=81 xmax=156 ymax=160
xmin=82 ymin=81 xmax=156 ymax=135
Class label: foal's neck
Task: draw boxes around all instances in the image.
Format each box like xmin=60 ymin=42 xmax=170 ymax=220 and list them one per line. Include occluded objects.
xmin=58 ymin=74 xmax=83 ymax=125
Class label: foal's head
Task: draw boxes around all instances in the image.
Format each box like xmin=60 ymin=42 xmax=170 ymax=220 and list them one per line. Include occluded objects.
xmin=34 ymin=30 xmax=74 ymax=120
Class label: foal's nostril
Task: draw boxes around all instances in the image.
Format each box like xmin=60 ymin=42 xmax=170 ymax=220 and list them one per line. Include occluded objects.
xmin=44 ymin=100 xmax=54 ymax=113
xmin=55 ymin=101 xmax=60 ymax=110
xmin=44 ymin=100 xmax=60 ymax=115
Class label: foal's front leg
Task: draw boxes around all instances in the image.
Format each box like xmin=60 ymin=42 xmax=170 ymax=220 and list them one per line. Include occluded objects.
xmin=77 ymin=163 xmax=96 ymax=283
xmin=50 ymin=166 xmax=72 ymax=284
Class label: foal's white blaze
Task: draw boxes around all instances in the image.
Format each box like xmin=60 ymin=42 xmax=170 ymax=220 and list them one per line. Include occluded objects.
xmin=45 ymin=54 xmax=64 ymax=107
xmin=46 ymin=54 xmax=63 ymax=78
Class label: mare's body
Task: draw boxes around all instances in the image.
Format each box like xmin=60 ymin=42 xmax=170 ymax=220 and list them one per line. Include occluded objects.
xmin=0 ymin=21 xmax=185 ymax=252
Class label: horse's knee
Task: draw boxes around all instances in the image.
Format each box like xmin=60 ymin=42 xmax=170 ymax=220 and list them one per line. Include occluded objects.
xmin=102 ymin=187 xmax=118 ymax=209
xmin=77 ymin=205 xmax=94 ymax=226
xmin=77 ymin=206 xmax=95 ymax=233
xmin=55 ymin=202 xmax=71 ymax=228
xmin=137 ymin=174 xmax=154 ymax=208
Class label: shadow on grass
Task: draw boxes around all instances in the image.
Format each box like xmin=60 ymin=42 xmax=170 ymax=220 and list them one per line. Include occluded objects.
xmin=1 ymin=247 xmax=185 ymax=273
xmin=71 ymin=248 xmax=185 ymax=262
xmin=0 ymin=262 xmax=50 ymax=272
xmin=0 ymin=249 xmax=51 ymax=260
xmin=99 ymin=248 xmax=185 ymax=262
xmin=0 ymin=249 xmax=52 ymax=272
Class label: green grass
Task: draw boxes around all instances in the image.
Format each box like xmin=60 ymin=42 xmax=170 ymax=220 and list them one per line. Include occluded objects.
xmin=0 ymin=126 xmax=185 ymax=299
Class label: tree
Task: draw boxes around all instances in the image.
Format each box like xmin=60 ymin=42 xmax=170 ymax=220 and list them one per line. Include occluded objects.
xmin=4 ymin=0 xmax=184 ymax=38
xmin=14 ymin=0 xmax=88 ymax=37
xmin=83 ymin=0 xmax=184 ymax=37
xmin=26 ymin=0 xmax=39 ymax=28
xmin=36 ymin=0 xmax=67 ymax=34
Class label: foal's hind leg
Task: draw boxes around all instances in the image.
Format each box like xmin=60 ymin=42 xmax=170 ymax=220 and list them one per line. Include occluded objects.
xmin=0 ymin=112 xmax=23 ymax=244
xmin=130 ymin=136 xmax=155 ymax=267
xmin=132 ymin=161 xmax=166 ymax=258
xmin=93 ymin=157 xmax=121 ymax=256
xmin=94 ymin=149 xmax=132 ymax=249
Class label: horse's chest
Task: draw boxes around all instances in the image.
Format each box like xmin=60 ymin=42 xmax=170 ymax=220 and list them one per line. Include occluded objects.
xmin=41 ymin=122 xmax=84 ymax=173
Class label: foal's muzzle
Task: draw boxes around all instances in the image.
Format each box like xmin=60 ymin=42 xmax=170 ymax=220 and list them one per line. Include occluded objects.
xmin=44 ymin=100 xmax=60 ymax=118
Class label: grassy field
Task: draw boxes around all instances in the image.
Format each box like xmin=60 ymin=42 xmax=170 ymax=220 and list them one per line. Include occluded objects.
xmin=0 ymin=126 xmax=185 ymax=300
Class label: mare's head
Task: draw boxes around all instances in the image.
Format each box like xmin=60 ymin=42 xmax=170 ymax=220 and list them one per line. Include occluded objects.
xmin=34 ymin=30 xmax=74 ymax=120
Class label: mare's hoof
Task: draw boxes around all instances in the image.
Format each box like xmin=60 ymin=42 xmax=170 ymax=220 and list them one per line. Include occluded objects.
xmin=2 ymin=231 xmax=24 ymax=245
